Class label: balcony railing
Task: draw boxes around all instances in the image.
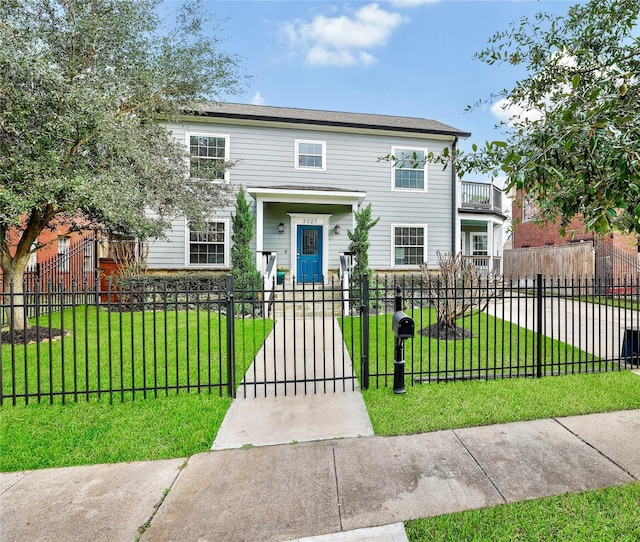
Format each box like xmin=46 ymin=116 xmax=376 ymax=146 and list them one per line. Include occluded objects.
xmin=461 ymin=182 xmax=503 ymax=213
xmin=461 ymin=255 xmax=502 ymax=276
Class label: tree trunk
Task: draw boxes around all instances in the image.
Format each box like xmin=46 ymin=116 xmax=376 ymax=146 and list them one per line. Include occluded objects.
xmin=2 ymin=265 xmax=30 ymax=332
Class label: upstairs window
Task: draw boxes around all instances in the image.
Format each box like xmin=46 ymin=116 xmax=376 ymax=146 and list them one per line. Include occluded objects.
xmin=188 ymin=221 xmax=228 ymax=266
xmin=394 ymin=225 xmax=426 ymax=266
xmin=189 ymin=135 xmax=228 ymax=180
xmin=295 ymin=140 xmax=325 ymax=170
xmin=392 ymin=147 xmax=427 ymax=191
xmin=522 ymin=195 xmax=540 ymax=222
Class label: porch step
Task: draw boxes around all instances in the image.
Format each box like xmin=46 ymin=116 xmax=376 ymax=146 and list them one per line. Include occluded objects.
xmin=270 ymin=284 xmax=347 ymax=319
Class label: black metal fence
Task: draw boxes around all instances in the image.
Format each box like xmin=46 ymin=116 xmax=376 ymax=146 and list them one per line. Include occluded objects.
xmin=0 ymin=277 xmax=242 ymax=405
xmin=1 ymin=274 xmax=638 ymax=405
xmin=0 ymin=235 xmax=99 ymax=293
xmin=354 ymin=274 xmax=639 ymax=390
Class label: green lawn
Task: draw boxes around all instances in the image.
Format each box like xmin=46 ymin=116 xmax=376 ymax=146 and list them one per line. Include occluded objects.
xmin=360 ymin=371 xmax=640 ymax=436
xmin=406 ymin=482 xmax=640 ymax=541
xmin=0 ymin=393 xmax=231 ymax=472
xmin=1 ymin=305 xmax=272 ymax=471
xmin=342 ymin=307 xmax=613 ymax=387
xmin=3 ymin=305 xmax=640 ymax=540
xmin=340 ymin=308 xmax=640 ymax=541
xmin=2 ymin=305 xmax=272 ymax=403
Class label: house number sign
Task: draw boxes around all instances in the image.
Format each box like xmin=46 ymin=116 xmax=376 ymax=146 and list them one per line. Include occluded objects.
xmin=301 ymin=218 xmax=319 ymax=224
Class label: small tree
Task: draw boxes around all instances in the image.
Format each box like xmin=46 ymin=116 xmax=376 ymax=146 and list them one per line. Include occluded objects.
xmin=347 ymin=203 xmax=380 ymax=283
xmin=230 ymin=187 xmax=261 ymax=295
xmin=1 ymin=0 xmax=245 ymax=330
xmin=421 ymin=252 xmax=501 ymax=339
xmin=460 ymin=0 xmax=640 ymax=234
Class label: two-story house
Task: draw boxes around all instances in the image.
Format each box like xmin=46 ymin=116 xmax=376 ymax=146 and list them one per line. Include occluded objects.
xmin=146 ymin=103 xmax=505 ymax=282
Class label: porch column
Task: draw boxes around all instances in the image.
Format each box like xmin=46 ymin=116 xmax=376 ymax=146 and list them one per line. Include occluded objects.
xmin=486 ymin=222 xmax=494 ymax=273
xmin=255 ymin=197 xmax=264 ymax=272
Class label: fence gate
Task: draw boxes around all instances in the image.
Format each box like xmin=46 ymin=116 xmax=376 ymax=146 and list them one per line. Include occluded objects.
xmin=234 ymin=279 xmax=358 ymax=398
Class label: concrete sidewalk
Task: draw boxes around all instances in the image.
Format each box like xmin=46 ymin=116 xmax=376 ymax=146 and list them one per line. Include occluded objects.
xmin=2 ymin=410 xmax=639 ymax=542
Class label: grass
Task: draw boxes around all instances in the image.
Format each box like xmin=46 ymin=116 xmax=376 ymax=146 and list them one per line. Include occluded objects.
xmin=2 ymin=304 xmax=639 ymax=540
xmin=578 ymin=294 xmax=638 ymax=311
xmin=340 ymin=308 xmax=640 ymax=436
xmin=0 ymin=393 xmax=230 ymax=472
xmin=406 ymin=482 xmax=640 ymax=541
xmin=1 ymin=305 xmax=272 ymax=472
xmin=2 ymin=305 xmax=272 ymax=402
xmin=361 ymin=371 xmax=640 ymax=436
xmin=342 ymin=307 xmax=613 ymax=386
xmin=341 ymin=308 xmax=640 ymax=541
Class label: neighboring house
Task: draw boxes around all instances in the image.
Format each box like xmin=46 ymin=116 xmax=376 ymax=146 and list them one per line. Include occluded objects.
xmin=147 ymin=103 xmax=506 ymax=282
xmin=507 ymin=189 xmax=640 ymax=280
xmin=1 ymin=222 xmax=99 ymax=289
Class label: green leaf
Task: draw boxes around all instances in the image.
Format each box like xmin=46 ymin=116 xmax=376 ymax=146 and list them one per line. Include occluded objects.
xmin=572 ymin=74 xmax=580 ymax=89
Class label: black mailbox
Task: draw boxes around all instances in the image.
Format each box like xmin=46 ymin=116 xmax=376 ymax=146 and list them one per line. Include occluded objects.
xmin=392 ymin=311 xmax=415 ymax=340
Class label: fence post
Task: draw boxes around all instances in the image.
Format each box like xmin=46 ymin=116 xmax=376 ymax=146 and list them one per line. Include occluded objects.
xmin=360 ymin=276 xmax=369 ymax=390
xmin=226 ymin=274 xmax=236 ymax=398
xmin=536 ymin=273 xmax=543 ymax=378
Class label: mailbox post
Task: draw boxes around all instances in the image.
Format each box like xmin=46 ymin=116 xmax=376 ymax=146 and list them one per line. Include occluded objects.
xmin=391 ymin=286 xmax=414 ymax=394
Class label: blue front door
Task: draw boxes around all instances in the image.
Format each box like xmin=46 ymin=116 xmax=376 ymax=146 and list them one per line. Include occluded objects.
xmin=297 ymin=225 xmax=322 ymax=283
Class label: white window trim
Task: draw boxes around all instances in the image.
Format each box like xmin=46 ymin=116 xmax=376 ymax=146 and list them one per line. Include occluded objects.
xmin=391 ymin=223 xmax=428 ymax=268
xmin=186 ymin=132 xmax=231 ymax=182
xmin=57 ymin=236 xmax=70 ymax=272
xmin=184 ymin=218 xmax=230 ymax=268
xmin=295 ymin=139 xmax=326 ymax=171
xmin=472 ymin=233 xmax=489 ymax=256
xmin=390 ymin=146 xmax=428 ymax=192
xmin=522 ymin=195 xmax=539 ymax=223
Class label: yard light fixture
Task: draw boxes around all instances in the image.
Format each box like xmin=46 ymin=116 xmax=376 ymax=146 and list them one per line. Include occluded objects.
xmin=334 ymin=224 xmax=341 ymax=235
xmin=278 ymin=223 xmax=285 ymax=233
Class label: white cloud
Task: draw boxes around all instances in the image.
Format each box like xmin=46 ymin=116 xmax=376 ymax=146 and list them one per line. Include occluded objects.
xmin=490 ymin=98 xmax=543 ymax=126
xmin=280 ymin=3 xmax=408 ymax=68
xmin=251 ymin=92 xmax=265 ymax=105
xmin=389 ymin=0 xmax=440 ymax=6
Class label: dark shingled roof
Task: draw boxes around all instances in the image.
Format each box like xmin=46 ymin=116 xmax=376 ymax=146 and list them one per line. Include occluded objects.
xmin=185 ymin=102 xmax=471 ymax=138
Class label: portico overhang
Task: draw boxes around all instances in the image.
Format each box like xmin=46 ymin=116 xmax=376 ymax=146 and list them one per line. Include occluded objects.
xmin=246 ymin=185 xmax=366 ymax=206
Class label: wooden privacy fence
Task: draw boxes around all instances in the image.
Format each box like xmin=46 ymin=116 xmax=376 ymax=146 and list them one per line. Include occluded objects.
xmin=504 ymin=243 xmax=595 ymax=281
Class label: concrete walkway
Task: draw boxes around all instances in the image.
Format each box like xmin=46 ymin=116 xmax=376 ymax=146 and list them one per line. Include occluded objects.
xmin=213 ymin=317 xmax=374 ymax=450
xmin=487 ymin=296 xmax=639 ymax=361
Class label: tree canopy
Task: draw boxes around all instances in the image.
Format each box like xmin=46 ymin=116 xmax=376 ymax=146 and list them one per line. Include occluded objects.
xmin=0 ymin=0 xmax=245 ymax=284
xmin=460 ymin=0 xmax=640 ymax=234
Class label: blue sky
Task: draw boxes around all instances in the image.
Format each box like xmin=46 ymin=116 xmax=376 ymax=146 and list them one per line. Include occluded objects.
xmin=166 ymin=0 xmax=580 ymax=179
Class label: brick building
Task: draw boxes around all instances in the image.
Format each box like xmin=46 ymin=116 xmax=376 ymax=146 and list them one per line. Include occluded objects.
xmin=511 ymin=190 xmax=639 ymax=260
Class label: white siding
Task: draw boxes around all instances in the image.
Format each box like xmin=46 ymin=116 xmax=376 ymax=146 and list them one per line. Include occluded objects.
xmin=152 ymin=120 xmax=457 ymax=271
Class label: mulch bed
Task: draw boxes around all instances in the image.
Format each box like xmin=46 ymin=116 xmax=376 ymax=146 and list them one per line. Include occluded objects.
xmin=420 ymin=323 xmax=474 ymax=340
xmin=1 ymin=327 xmax=68 ymax=345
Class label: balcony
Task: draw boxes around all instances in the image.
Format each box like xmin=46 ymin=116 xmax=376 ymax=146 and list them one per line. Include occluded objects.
xmin=461 ymin=182 xmax=504 ymax=214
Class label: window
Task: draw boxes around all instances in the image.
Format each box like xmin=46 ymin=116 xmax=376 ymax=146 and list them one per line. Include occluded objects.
xmin=27 ymin=241 xmax=37 ymax=271
xmin=392 ymin=147 xmax=427 ymax=190
xmin=295 ymin=140 xmax=325 ymax=170
xmin=522 ymin=195 xmax=539 ymax=222
xmin=188 ymin=222 xmax=227 ymax=266
xmin=57 ymin=236 xmax=70 ymax=272
xmin=189 ymin=135 xmax=228 ymax=180
xmin=472 ymin=234 xmax=488 ymax=256
xmin=394 ymin=225 xmax=426 ymax=266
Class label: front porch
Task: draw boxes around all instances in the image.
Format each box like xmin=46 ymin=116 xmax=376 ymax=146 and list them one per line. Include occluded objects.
xmin=459 ymin=181 xmax=506 ymax=276
xmin=248 ymin=186 xmax=365 ymax=285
